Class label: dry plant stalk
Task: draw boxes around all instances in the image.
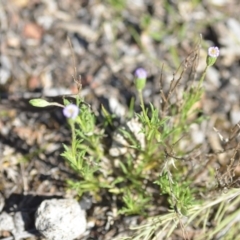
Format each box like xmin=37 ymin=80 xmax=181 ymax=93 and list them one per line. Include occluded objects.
xmin=159 ymin=37 xmax=201 ymax=118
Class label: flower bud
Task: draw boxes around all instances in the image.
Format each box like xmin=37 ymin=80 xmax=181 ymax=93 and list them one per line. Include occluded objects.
xmin=135 ymin=68 xmax=147 ymax=91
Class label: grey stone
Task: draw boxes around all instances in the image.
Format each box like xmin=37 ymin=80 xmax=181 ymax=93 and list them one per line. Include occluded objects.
xmin=35 ymin=199 xmax=87 ymax=240
xmin=0 ymin=212 xmax=14 ymax=231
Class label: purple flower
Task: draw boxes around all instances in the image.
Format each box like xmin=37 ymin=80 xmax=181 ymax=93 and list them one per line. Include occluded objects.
xmin=63 ymin=104 xmax=79 ymax=119
xmin=135 ymin=68 xmax=147 ymax=79
xmin=208 ymin=46 xmax=220 ymax=58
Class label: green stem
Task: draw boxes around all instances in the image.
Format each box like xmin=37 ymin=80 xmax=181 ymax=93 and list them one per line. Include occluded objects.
xmin=198 ymin=66 xmax=208 ymax=89
xmin=138 ymin=90 xmax=149 ymax=127
xmin=70 ymin=121 xmax=76 ymax=157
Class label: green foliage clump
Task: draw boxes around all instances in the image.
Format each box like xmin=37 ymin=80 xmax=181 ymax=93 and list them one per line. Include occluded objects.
xmin=30 ymin=44 xmax=240 ymax=239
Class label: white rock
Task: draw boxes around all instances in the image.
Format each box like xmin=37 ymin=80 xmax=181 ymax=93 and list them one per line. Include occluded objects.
xmin=109 ymin=132 xmax=129 ymax=157
xmin=190 ymin=123 xmax=205 ymax=145
xmin=0 ymin=68 xmax=11 ymax=85
xmin=230 ymin=106 xmax=240 ymax=125
xmin=35 ymin=199 xmax=87 ymax=240
xmin=0 ymin=212 xmax=14 ymax=231
xmin=109 ymin=97 xmax=126 ymax=118
xmin=0 ymin=55 xmax=12 ymax=85
xmin=206 ymin=67 xmax=220 ymax=90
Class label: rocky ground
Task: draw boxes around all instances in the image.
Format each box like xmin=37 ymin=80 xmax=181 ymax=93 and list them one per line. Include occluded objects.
xmin=0 ymin=0 xmax=240 ymax=239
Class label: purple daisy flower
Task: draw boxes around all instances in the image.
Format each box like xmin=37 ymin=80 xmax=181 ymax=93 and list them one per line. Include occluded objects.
xmin=135 ymin=68 xmax=147 ymax=79
xmin=208 ymin=46 xmax=220 ymax=58
xmin=63 ymin=104 xmax=79 ymax=120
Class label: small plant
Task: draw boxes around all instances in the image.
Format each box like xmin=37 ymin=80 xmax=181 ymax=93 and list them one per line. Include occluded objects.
xmin=155 ymin=171 xmax=196 ymax=215
xmin=29 ymin=44 xmax=240 ymax=239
